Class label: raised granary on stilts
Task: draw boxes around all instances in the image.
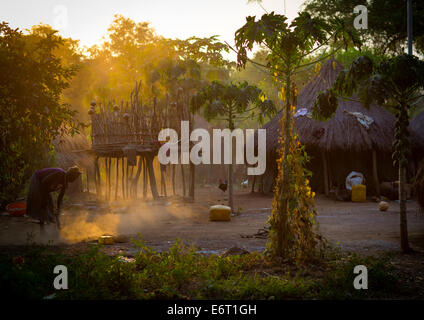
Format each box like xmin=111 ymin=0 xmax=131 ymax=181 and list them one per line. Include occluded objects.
xmin=88 ymin=81 xmax=166 ymax=200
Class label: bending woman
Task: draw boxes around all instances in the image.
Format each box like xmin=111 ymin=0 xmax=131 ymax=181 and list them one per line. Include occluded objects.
xmin=26 ymin=166 xmax=82 ymax=229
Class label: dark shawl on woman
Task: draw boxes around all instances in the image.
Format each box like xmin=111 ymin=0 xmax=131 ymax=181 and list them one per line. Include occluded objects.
xmin=26 ymin=168 xmax=67 ymax=224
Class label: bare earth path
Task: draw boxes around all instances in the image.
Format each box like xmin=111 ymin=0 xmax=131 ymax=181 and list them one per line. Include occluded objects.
xmin=1 ymin=187 xmax=423 ymax=255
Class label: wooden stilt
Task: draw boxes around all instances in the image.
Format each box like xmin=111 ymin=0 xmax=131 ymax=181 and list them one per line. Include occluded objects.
xmin=108 ymin=158 xmax=112 ymax=200
xmin=146 ymin=154 xmax=159 ymax=199
xmin=86 ymin=168 xmax=90 ymax=193
xmin=104 ymin=158 xmax=107 ymax=199
xmin=189 ymin=163 xmax=195 ymax=200
xmin=160 ymin=165 xmax=165 ymax=196
xmin=126 ymin=161 xmax=130 ymax=199
xmin=108 ymin=158 xmax=110 ymax=200
xmin=321 ymin=149 xmax=329 ymax=196
xmin=128 ymin=165 xmax=133 ymax=197
xmin=93 ymin=163 xmax=97 ymax=195
xmin=143 ymin=156 xmax=148 ymax=198
xmin=163 ymin=166 xmax=167 ymax=197
xmin=172 ymin=164 xmax=176 ymax=196
xmin=121 ymin=157 xmax=125 ymax=199
xmin=105 ymin=157 xmax=111 ymax=200
xmin=133 ymin=156 xmax=143 ymax=199
xmin=95 ymin=156 xmax=101 ymax=199
xmin=115 ymin=157 xmax=119 ymax=200
xmin=181 ymin=164 xmax=186 ymax=197
xmin=372 ymin=149 xmax=380 ymax=197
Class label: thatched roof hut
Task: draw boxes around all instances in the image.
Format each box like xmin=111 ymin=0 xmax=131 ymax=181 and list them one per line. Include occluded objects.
xmin=411 ymin=110 xmax=424 ymax=163
xmin=262 ymin=59 xmax=403 ymax=195
xmin=265 ymin=59 xmax=396 ymax=152
xmin=411 ymin=111 xmax=424 ymax=142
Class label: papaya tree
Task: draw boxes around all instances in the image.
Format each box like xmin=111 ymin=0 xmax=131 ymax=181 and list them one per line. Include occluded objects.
xmin=315 ymin=54 xmax=424 ymax=252
xmin=234 ymin=11 xmax=360 ymax=259
xmin=190 ymin=81 xmax=275 ymax=212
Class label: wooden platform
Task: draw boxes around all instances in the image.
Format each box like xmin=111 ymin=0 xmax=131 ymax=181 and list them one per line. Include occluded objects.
xmin=91 ymin=143 xmax=160 ymax=158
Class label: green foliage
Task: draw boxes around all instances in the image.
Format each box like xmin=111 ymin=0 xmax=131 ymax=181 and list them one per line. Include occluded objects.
xmin=0 ymin=22 xmax=83 ymax=206
xmin=190 ymin=80 xmax=275 ymax=127
xmin=313 ymin=89 xmax=338 ymax=121
xmin=319 ymin=252 xmax=406 ymax=299
xmin=0 ymin=240 xmax=409 ymax=300
xmin=303 ymin=0 xmax=424 ymax=55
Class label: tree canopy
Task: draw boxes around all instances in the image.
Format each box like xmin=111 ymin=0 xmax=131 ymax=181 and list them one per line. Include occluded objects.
xmin=0 ymin=22 xmax=82 ymax=205
xmin=303 ymin=0 xmax=424 ymax=55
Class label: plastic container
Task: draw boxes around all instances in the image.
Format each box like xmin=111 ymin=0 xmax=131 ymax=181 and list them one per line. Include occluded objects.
xmin=209 ymin=205 xmax=231 ymax=221
xmin=351 ymin=184 xmax=366 ymax=202
xmin=98 ymin=235 xmax=114 ymax=245
xmin=6 ymin=201 xmax=26 ymax=217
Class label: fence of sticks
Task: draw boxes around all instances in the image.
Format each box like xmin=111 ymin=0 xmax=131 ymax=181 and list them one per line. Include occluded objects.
xmin=88 ymin=81 xmax=195 ymax=201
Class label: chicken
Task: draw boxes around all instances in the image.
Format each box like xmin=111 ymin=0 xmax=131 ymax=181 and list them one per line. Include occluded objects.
xmin=218 ymin=179 xmax=228 ymax=193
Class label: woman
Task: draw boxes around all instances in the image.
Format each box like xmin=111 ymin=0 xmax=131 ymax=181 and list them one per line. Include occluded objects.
xmin=26 ymin=166 xmax=82 ymax=229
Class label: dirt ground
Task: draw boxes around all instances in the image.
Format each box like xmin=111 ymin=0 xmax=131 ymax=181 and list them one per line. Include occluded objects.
xmin=1 ymin=186 xmax=424 ymax=256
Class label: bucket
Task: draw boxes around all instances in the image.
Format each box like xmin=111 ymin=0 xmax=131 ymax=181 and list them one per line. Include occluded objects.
xmin=6 ymin=201 xmax=26 ymax=217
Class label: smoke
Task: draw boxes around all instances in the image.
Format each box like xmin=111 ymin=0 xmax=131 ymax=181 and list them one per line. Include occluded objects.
xmin=59 ymin=211 xmax=119 ymax=243
xmin=57 ymin=200 xmax=202 ymax=244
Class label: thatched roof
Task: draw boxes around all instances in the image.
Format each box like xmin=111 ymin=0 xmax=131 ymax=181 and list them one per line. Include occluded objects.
xmin=265 ymin=59 xmax=397 ymax=154
xmin=411 ymin=110 xmax=424 ymax=160
xmin=411 ymin=111 xmax=424 ymax=141
xmin=53 ymin=133 xmax=93 ymax=169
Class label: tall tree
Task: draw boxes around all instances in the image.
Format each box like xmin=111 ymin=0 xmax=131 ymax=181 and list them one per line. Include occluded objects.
xmin=0 ymin=22 xmax=82 ymax=205
xmin=190 ymin=81 xmax=275 ymax=211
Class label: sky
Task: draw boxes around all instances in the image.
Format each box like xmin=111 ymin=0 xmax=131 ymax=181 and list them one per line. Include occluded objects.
xmin=0 ymin=0 xmax=306 ymax=59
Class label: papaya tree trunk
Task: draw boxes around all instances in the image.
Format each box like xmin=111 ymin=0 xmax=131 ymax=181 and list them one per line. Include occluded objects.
xmin=277 ymin=71 xmax=292 ymax=257
xmin=228 ymin=112 xmax=234 ymax=212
